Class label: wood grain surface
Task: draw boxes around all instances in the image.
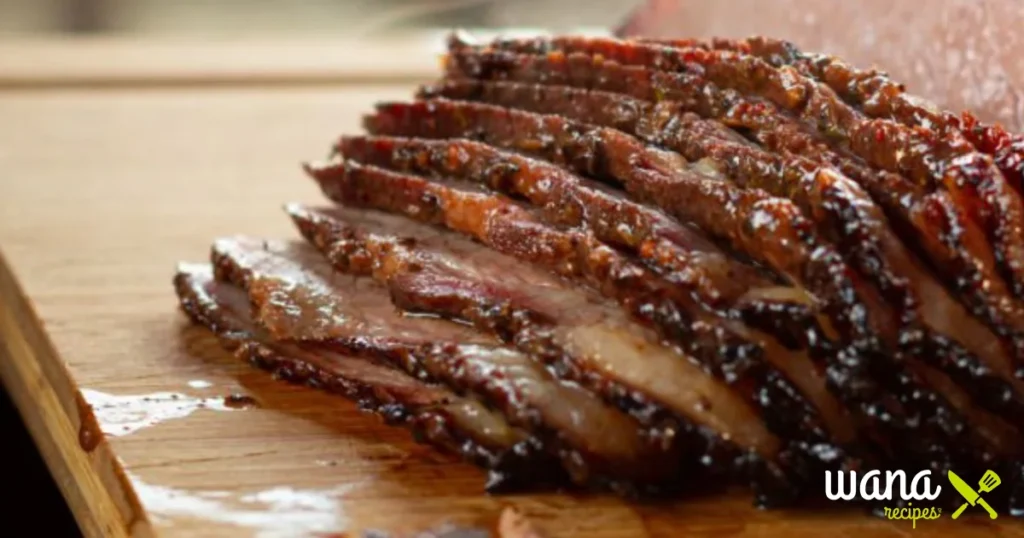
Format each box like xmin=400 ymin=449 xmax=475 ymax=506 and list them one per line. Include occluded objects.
xmin=0 ymin=84 xmax=1021 ymax=537
xmin=0 ymin=36 xmax=442 ymax=89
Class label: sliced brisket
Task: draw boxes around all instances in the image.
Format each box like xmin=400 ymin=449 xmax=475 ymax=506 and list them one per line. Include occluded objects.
xmin=173 ymin=262 xmax=550 ymax=491
xmin=364 ymin=100 xmax=886 ymax=351
xmin=330 ymin=131 xmax=806 ymax=326
xmin=305 ymin=154 xmax=860 ymax=469
xmin=607 ymin=36 xmax=1024 ymax=304
xmin=441 ymin=42 xmax=1024 ymax=367
xmin=361 ymin=99 xmax=1024 ymax=471
xmin=208 ymin=237 xmax=684 ymax=492
xmin=706 ymin=36 xmax=1024 ymax=202
xmin=285 ymin=203 xmax=802 ymax=505
xmin=414 ymin=83 xmax=1024 ymax=425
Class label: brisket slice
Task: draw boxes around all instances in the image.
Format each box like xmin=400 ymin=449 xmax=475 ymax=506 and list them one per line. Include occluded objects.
xmin=700 ymin=36 xmax=1024 ymax=202
xmin=285 ymin=203 xmax=804 ymax=506
xmin=417 ymin=83 xmax=1024 ymax=425
xmin=305 ymin=154 xmax=861 ymax=470
xmin=461 ymin=35 xmax=1024 ymax=310
xmin=635 ymin=37 xmax=800 ymax=69
xmin=364 ymin=100 xmax=886 ymax=351
xmin=361 ymin=100 xmax=1024 ymax=469
xmin=440 ymin=40 xmax=940 ymax=257
xmin=173 ymin=263 xmax=551 ymax=491
xmin=440 ymin=45 xmax=1024 ymax=368
xmin=437 ymin=47 xmax=995 ymax=323
xmin=360 ymin=99 xmax=920 ymax=445
xmin=209 ymin=237 xmax=680 ymax=491
xmin=415 ymin=84 xmax=905 ymax=307
xmin=849 ymin=120 xmax=1024 ymax=302
xmin=358 ymin=98 xmax=914 ymax=444
xmin=332 ymin=126 xmax=813 ymax=336
xmin=442 ymin=45 xmax=859 ymax=183
xmin=329 ymin=129 xmax=830 ymax=354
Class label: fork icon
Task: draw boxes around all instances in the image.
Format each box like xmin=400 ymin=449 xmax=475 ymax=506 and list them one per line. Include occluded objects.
xmin=948 ymin=470 xmax=1001 ymax=519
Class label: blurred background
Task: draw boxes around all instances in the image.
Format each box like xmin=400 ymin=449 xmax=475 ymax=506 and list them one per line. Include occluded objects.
xmin=0 ymin=0 xmax=637 ymax=37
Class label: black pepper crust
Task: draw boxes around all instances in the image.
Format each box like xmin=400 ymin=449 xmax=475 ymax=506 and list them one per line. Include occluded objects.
xmin=173 ymin=265 xmax=561 ymax=493
xmin=411 ymin=82 xmax=1024 ymax=429
xmin=286 ymin=203 xmax=807 ymax=505
xmin=306 ymin=153 xmax=860 ymax=479
xmin=446 ymin=37 xmax=1024 ymax=368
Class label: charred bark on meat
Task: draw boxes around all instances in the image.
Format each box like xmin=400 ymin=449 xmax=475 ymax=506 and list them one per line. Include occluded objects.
xmin=693 ymin=35 xmax=1024 ymax=205
xmin=362 ymin=99 xmax=1024 ymax=472
xmin=287 ymin=203 xmax=809 ymax=506
xmin=306 ymin=155 xmax=866 ymax=479
xmin=415 ymin=83 xmax=1024 ymax=427
xmin=452 ymin=35 xmax=1024 ymax=340
xmin=213 ymin=237 xmax=695 ymax=492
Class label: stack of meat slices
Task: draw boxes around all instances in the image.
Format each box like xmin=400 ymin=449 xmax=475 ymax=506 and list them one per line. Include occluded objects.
xmin=174 ymin=32 xmax=1024 ymax=512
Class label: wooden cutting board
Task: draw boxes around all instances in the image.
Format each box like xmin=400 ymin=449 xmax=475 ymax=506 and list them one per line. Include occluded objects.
xmin=0 ymin=40 xmax=1019 ymax=538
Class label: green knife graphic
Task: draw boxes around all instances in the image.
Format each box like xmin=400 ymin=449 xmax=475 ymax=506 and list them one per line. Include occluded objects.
xmin=949 ymin=470 xmax=999 ymax=519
